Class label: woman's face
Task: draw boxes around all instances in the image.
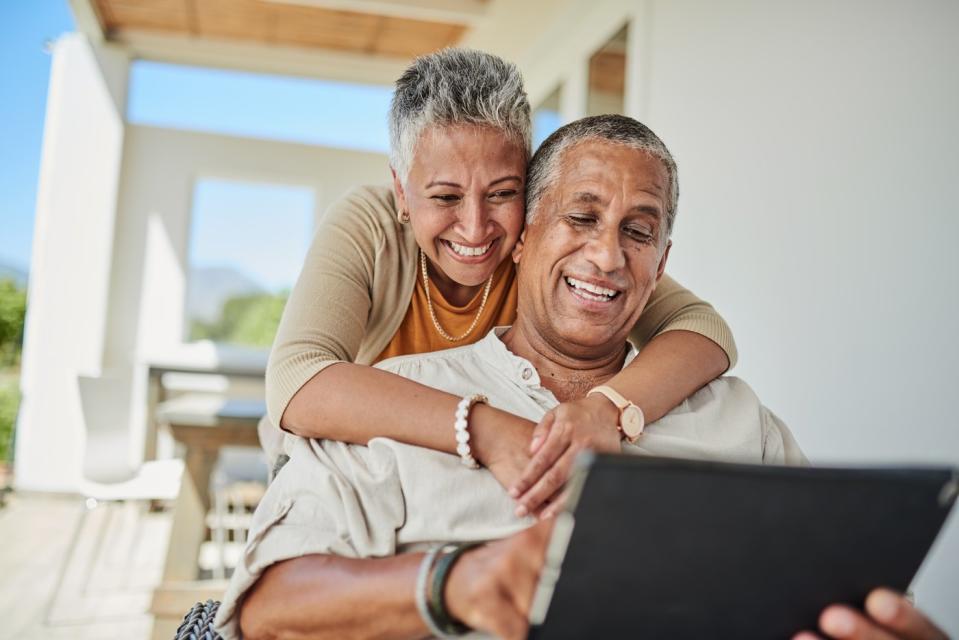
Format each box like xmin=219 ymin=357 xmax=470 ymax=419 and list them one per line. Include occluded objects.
xmin=394 ymin=124 xmax=527 ymax=293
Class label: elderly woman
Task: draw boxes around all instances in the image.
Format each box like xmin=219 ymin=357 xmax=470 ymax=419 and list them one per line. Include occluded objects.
xmin=267 ymin=49 xmax=736 ymax=514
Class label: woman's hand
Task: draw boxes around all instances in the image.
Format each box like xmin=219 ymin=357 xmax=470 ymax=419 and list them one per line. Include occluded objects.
xmin=509 ymin=395 xmax=622 ymax=518
xmin=468 ymin=405 xmax=536 ymax=493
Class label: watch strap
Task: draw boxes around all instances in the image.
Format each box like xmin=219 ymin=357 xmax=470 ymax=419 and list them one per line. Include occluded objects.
xmin=587 ymin=385 xmax=630 ymax=411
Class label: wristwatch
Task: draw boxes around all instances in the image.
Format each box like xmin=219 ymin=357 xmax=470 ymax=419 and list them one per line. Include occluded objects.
xmin=587 ymin=385 xmax=645 ymax=444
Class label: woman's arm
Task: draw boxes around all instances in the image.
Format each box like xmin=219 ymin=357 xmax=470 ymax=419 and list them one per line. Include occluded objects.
xmin=284 ymin=363 xmax=535 ymax=484
xmin=267 ymin=186 xmax=534 ymax=484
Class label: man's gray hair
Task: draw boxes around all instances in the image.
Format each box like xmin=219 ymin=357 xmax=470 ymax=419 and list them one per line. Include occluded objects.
xmin=526 ymin=114 xmax=679 ymax=243
xmin=388 ymin=48 xmax=531 ymax=182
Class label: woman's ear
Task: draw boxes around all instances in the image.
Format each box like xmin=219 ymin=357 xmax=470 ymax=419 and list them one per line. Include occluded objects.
xmin=512 ymin=229 xmax=528 ymax=264
xmin=391 ymin=167 xmax=409 ymax=220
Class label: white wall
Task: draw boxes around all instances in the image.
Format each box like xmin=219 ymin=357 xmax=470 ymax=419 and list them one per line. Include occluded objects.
xmin=473 ymin=0 xmax=959 ymax=631
xmin=16 ymin=34 xmax=128 ymax=492
xmin=640 ymin=2 xmax=959 ymax=628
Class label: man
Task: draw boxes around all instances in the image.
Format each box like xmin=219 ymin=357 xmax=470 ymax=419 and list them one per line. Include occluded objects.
xmin=216 ymin=116 xmax=944 ymax=640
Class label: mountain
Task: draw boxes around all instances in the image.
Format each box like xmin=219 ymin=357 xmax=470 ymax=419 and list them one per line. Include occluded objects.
xmin=187 ymin=266 xmax=266 ymax=323
xmin=0 ymin=262 xmax=28 ymax=288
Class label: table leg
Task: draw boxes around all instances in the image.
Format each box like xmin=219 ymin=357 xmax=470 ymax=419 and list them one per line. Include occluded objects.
xmin=144 ymin=372 xmax=161 ymax=462
xmin=160 ymin=445 xmax=216 ymax=582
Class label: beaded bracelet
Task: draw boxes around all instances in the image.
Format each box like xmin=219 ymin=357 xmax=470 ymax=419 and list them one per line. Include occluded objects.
xmin=454 ymin=394 xmax=487 ymax=469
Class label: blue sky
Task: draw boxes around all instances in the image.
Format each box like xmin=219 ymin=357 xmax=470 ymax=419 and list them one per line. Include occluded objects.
xmin=0 ymin=1 xmax=74 ymax=273
xmin=189 ymin=179 xmax=314 ymax=292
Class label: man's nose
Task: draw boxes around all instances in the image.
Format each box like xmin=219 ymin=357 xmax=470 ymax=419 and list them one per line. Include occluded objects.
xmin=456 ymin=196 xmax=491 ymax=242
xmin=583 ymin=227 xmax=626 ymax=273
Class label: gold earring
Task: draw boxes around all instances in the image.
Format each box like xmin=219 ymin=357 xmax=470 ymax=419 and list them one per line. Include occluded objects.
xmin=398 ymin=210 xmax=410 ymax=223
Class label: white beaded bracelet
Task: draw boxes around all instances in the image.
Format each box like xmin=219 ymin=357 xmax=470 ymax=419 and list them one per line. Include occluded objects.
xmin=453 ymin=394 xmax=487 ymax=469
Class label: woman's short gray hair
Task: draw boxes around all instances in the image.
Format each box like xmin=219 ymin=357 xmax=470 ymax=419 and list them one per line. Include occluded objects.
xmin=526 ymin=114 xmax=680 ymax=244
xmin=388 ymin=48 xmax=532 ymax=182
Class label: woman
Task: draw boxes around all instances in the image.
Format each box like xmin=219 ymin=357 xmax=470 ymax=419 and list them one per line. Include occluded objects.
xmin=267 ymin=49 xmax=735 ymax=516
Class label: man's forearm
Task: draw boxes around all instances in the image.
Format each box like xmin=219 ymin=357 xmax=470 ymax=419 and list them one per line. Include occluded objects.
xmin=240 ymin=553 xmax=427 ymax=640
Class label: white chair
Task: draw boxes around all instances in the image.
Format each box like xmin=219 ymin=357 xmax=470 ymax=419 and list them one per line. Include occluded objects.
xmin=45 ymin=374 xmax=184 ymax=623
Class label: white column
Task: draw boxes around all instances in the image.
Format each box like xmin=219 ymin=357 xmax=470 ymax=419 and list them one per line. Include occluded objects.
xmin=622 ymin=2 xmax=650 ymax=120
xmin=15 ymin=33 xmax=129 ymax=492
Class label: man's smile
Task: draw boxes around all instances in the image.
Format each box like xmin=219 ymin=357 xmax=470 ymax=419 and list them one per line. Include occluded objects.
xmin=562 ymin=274 xmax=624 ymax=305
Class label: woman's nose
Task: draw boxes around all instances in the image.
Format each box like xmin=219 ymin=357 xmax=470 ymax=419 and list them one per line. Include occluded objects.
xmin=456 ymin=197 xmax=491 ymax=242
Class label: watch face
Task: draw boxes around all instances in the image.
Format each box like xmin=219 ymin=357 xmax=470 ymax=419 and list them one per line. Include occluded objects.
xmin=621 ymin=406 xmax=644 ymax=440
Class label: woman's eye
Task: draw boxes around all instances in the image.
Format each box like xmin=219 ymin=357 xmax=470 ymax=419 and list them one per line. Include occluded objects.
xmin=489 ymin=189 xmax=517 ymax=200
xmin=566 ymin=214 xmax=595 ymax=226
xmin=431 ymin=194 xmax=461 ymax=203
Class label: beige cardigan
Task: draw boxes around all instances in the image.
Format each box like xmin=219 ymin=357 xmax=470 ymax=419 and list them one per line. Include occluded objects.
xmin=266 ymin=185 xmax=737 ymax=426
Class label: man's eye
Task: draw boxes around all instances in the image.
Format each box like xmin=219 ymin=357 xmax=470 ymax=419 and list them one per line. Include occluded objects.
xmin=624 ymin=226 xmax=654 ymax=242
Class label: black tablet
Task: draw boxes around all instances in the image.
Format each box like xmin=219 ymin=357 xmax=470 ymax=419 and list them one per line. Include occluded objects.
xmin=528 ymin=454 xmax=958 ymax=639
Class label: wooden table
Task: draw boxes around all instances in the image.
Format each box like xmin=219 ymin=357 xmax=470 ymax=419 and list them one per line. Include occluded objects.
xmin=143 ymin=354 xmax=267 ymax=460
xmin=150 ymin=394 xmax=266 ymax=640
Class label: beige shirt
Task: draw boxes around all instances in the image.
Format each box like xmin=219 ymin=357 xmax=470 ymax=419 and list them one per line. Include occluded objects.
xmin=216 ymin=329 xmax=804 ymax=639
xmin=265 ymin=185 xmax=738 ymax=428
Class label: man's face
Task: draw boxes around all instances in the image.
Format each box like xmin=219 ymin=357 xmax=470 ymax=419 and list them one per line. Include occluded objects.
xmin=513 ymin=140 xmax=671 ymax=358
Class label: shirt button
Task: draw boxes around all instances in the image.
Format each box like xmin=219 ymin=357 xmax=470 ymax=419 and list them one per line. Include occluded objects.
xmin=522 ymin=368 xmax=533 ymax=381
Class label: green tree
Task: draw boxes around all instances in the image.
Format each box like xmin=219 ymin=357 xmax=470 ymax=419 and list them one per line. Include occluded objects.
xmin=0 ymin=377 xmax=18 ymax=463
xmin=0 ymin=279 xmax=27 ymax=367
xmin=0 ymin=279 xmax=26 ymax=463
xmin=190 ymin=292 xmax=288 ymax=348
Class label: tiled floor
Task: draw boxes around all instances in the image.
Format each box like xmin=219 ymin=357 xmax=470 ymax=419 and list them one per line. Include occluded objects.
xmin=0 ymin=493 xmax=172 ymax=640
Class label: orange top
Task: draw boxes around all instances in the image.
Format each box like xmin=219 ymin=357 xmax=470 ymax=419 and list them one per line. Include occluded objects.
xmin=375 ymin=257 xmax=518 ymax=363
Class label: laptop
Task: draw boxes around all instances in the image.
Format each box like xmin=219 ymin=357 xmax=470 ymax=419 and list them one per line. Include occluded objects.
xmin=528 ymin=454 xmax=958 ymax=639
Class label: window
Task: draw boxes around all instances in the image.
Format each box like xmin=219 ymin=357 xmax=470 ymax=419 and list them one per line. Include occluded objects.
xmin=533 ymin=86 xmax=562 ymax=150
xmin=185 ymin=178 xmax=314 ymax=348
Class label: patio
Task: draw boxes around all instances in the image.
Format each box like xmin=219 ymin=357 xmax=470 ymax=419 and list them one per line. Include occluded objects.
xmin=0 ymin=492 xmax=170 ymax=640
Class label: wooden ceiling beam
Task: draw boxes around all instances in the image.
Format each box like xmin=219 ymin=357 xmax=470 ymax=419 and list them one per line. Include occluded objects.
xmin=261 ymin=0 xmax=487 ymax=26
xmin=111 ymin=29 xmax=409 ymax=85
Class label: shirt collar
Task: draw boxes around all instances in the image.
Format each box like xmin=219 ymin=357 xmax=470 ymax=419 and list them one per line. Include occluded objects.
xmin=473 ymin=326 xmax=638 ymax=389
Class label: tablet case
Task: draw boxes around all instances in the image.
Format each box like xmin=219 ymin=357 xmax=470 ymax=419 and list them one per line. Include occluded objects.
xmin=528 ymin=455 xmax=958 ymax=640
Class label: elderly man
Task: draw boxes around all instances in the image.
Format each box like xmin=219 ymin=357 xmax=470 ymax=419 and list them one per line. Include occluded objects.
xmin=216 ymin=115 xmax=943 ymax=640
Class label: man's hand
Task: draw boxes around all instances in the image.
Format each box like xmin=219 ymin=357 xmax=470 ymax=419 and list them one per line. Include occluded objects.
xmin=444 ymin=519 xmax=554 ymax=640
xmin=509 ymin=395 xmax=622 ymax=518
xmin=793 ymin=589 xmax=949 ymax=640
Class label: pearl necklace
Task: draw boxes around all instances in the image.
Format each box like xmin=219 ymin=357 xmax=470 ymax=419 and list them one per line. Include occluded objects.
xmin=420 ymin=250 xmax=494 ymax=342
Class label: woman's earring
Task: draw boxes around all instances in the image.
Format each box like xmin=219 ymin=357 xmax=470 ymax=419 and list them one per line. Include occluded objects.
xmin=398 ymin=210 xmax=410 ymax=223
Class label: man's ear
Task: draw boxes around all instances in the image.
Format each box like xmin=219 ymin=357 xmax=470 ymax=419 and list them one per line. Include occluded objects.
xmin=390 ymin=167 xmax=408 ymax=214
xmin=655 ymin=240 xmax=672 ymax=282
xmin=512 ymin=228 xmax=528 ymax=264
